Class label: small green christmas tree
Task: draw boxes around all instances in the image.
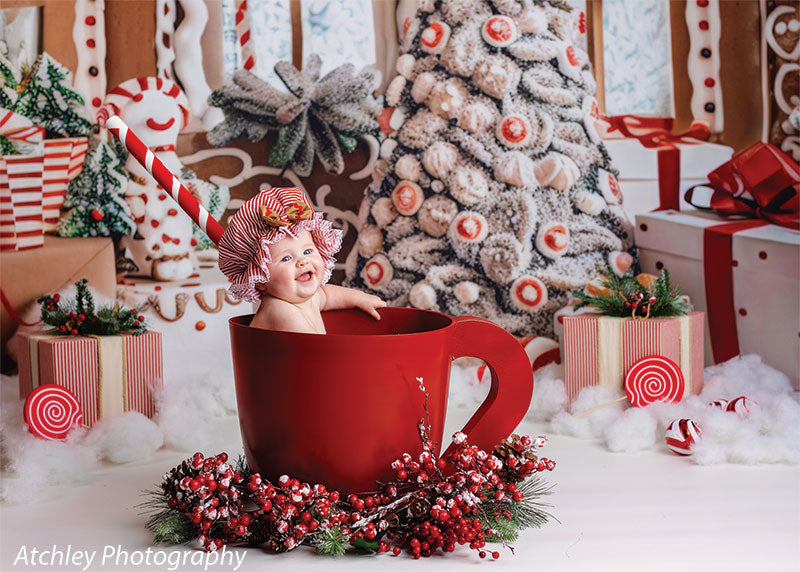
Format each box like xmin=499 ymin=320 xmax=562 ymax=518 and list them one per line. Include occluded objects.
xmin=0 ymin=47 xmax=18 ymax=110
xmin=573 ymin=268 xmax=689 ymax=319
xmin=57 ymin=138 xmax=136 ymax=238
xmin=13 ymin=52 xmax=91 ymax=138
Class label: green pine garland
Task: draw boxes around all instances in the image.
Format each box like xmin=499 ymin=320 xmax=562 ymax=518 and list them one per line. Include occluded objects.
xmin=573 ymin=268 xmax=689 ymax=319
xmin=38 ymin=279 xmax=147 ymax=336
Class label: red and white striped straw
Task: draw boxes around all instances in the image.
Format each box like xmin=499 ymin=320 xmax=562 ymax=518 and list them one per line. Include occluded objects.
xmin=106 ymin=115 xmax=224 ymax=246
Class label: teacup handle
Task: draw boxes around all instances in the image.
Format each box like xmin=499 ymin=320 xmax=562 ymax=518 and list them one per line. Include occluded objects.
xmin=444 ymin=315 xmax=533 ymax=457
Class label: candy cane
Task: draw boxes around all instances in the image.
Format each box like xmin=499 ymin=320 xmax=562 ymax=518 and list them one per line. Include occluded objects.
xmin=234 ymin=0 xmax=255 ymax=71
xmin=106 ymin=115 xmax=224 ymax=245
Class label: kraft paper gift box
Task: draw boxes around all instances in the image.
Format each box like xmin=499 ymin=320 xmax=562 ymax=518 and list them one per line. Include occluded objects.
xmin=17 ymin=330 xmax=163 ymax=428
xmin=0 ymin=235 xmax=116 ymax=370
xmin=562 ymin=312 xmax=705 ymax=403
xmin=635 ymin=210 xmax=800 ymax=389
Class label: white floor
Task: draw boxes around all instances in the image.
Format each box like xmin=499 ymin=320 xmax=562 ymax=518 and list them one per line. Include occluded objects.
xmin=1 ymin=408 xmax=798 ymax=572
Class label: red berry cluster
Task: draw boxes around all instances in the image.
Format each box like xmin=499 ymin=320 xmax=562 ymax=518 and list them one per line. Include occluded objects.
xmin=248 ymin=473 xmax=339 ymax=551
xmin=157 ymin=430 xmax=555 ymax=559
xmin=169 ymin=452 xmax=248 ymax=551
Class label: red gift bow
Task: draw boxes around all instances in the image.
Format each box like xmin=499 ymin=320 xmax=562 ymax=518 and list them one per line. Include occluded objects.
xmin=684 ymin=141 xmax=800 ymax=230
xmin=604 ymin=115 xmax=711 ymax=148
xmin=604 ymin=115 xmax=710 ymax=211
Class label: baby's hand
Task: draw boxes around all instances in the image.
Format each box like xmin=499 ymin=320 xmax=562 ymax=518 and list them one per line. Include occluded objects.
xmin=357 ymin=292 xmax=387 ymax=320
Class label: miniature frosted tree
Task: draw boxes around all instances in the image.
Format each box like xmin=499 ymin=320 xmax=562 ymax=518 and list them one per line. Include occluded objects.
xmin=58 ymin=138 xmax=135 ymax=238
xmin=12 ymin=52 xmax=91 ymax=138
xmin=346 ymin=0 xmax=635 ymax=339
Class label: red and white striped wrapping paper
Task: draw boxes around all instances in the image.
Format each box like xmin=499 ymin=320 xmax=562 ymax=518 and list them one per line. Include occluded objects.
xmin=5 ymin=154 xmax=44 ymax=250
xmin=42 ymin=139 xmax=73 ymax=231
xmin=562 ymin=312 xmax=704 ymax=403
xmin=0 ymin=163 xmax=14 ymax=250
xmin=17 ymin=331 xmax=163 ymax=428
xmin=66 ymin=137 xmax=89 ymax=181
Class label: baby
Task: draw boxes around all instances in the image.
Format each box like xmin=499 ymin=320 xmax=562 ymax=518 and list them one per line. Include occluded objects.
xmin=218 ymin=187 xmax=386 ymax=334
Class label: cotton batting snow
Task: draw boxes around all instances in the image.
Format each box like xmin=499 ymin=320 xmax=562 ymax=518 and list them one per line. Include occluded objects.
xmin=451 ymin=354 xmax=799 ymax=465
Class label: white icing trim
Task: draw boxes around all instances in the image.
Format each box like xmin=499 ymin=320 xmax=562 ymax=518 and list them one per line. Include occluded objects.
xmin=766 ymin=6 xmax=800 ymax=60
xmin=760 ymin=0 xmax=770 ymax=142
xmin=774 ymin=63 xmax=800 ymax=116
xmin=72 ymin=0 xmax=107 ymax=114
xmin=780 ymin=135 xmax=800 ymax=162
xmin=179 ymin=147 xmax=303 ymax=188
xmin=349 ymin=135 xmax=379 ymax=181
xmin=174 ymin=1 xmax=224 ymax=131
xmin=685 ymin=0 xmax=723 ymax=132
xmin=155 ymin=0 xmax=177 ymax=80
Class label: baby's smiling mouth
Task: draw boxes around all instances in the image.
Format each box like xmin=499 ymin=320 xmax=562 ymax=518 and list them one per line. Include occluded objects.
xmin=296 ymin=271 xmax=314 ymax=282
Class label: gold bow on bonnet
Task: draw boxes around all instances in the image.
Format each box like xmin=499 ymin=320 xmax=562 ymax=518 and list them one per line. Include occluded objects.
xmin=258 ymin=188 xmax=314 ymax=227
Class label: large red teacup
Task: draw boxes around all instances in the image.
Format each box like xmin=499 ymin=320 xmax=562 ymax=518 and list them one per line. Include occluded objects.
xmin=229 ymin=307 xmax=533 ymax=492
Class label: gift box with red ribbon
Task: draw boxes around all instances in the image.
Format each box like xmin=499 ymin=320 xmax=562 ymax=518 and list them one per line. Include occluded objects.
xmin=602 ymin=115 xmax=733 ymax=221
xmin=0 ymin=108 xmax=88 ymax=251
xmin=634 ymin=143 xmax=800 ymax=388
xmin=16 ymin=330 xmax=163 ymax=428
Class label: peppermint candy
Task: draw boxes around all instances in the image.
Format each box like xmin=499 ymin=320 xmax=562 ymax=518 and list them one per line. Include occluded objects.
xmin=448 ymin=211 xmax=489 ymax=244
xmin=362 ymin=254 xmax=393 ymax=290
xmin=597 ymin=168 xmax=623 ymax=205
xmin=510 ymin=276 xmax=548 ymax=313
xmin=608 ymin=250 xmax=633 ymax=277
xmin=556 ymin=43 xmax=582 ymax=82
xmin=536 ymin=221 xmax=569 ymax=259
xmin=625 ymin=355 xmax=685 ymax=408
xmin=24 ymin=384 xmax=83 ymax=440
xmin=391 ymin=180 xmax=425 ymax=216
xmin=420 ymin=21 xmax=451 ymax=54
xmin=481 ymin=16 xmax=519 ymax=48
xmin=496 ymin=115 xmax=532 ymax=148
xmin=665 ymin=418 xmax=701 ymax=455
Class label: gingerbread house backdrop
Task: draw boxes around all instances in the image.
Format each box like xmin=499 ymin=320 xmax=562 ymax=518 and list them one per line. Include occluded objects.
xmin=1 ymin=0 xmax=798 ymax=372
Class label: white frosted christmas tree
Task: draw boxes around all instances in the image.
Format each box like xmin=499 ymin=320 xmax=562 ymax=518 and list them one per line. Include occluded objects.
xmin=346 ymin=0 xmax=635 ymax=339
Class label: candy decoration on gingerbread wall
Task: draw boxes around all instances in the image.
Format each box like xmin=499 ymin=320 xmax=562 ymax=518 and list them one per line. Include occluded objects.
xmin=763 ymin=4 xmax=800 ymax=161
xmin=685 ymin=0 xmax=723 ymax=132
xmin=234 ymin=0 xmax=255 ymax=71
xmin=24 ymin=384 xmax=84 ymax=441
xmin=173 ymin=0 xmax=225 ymax=130
xmin=99 ymin=78 xmax=228 ymax=281
xmin=155 ymin=0 xmax=177 ymax=80
xmin=73 ymin=0 xmax=107 ymax=116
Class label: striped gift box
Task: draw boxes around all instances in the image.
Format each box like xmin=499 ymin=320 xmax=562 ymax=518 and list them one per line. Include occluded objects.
xmin=5 ymin=154 xmax=44 ymax=250
xmin=66 ymin=137 xmax=89 ymax=181
xmin=42 ymin=139 xmax=74 ymax=232
xmin=562 ymin=312 xmax=705 ymax=403
xmin=0 ymin=161 xmax=14 ymax=250
xmin=17 ymin=331 xmax=163 ymax=428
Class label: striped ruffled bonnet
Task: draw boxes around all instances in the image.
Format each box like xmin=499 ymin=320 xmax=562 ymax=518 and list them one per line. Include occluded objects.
xmin=218 ymin=187 xmax=342 ymax=303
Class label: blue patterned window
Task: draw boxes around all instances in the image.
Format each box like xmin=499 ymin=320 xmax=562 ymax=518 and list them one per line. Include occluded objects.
xmin=602 ymin=0 xmax=674 ymax=116
xmin=221 ymin=0 xmax=375 ymax=86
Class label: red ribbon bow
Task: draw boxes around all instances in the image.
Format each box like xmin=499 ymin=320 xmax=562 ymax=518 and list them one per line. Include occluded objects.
xmin=685 ymin=142 xmax=800 ymax=230
xmin=604 ymin=115 xmax=711 ymax=149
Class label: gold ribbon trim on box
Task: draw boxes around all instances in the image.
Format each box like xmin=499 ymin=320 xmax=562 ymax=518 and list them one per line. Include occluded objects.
xmin=595 ymin=314 xmax=693 ymax=398
xmin=28 ymin=333 xmax=129 ymax=424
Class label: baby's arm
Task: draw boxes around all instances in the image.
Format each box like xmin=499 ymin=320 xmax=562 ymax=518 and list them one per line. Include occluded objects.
xmin=320 ymin=284 xmax=387 ymax=319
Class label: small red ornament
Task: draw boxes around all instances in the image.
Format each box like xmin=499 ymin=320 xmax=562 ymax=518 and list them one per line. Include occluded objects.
xmin=90 ymin=208 xmax=104 ymax=221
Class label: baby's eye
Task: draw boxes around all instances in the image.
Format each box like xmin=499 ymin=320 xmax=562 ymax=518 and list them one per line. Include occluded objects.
xmin=281 ymin=255 xmax=292 ymax=262
xmin=304 ymin=248 xmax=313 ymax=255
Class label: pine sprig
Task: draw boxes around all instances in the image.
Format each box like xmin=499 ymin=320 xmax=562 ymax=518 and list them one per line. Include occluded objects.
xmin=314 ymin=526 xmax=348 ymax=556
xmin=37 ymin=279 xmax=147 ymax=336
xmin=573 ymin=268 xmax=689 ymax=319
xmin=479 ymin=475 xmax=555 ymax=543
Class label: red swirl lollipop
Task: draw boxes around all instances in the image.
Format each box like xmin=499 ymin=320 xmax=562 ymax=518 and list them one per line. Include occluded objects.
xmin=24 ymin=384 xmax=83 ymax=440
xmin=625 ymin=355 xmax=685 ymax=407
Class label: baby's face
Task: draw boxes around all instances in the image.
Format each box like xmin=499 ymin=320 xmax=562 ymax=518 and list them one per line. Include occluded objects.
xmin=262 ymin=229 xmax=326 ymax=304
